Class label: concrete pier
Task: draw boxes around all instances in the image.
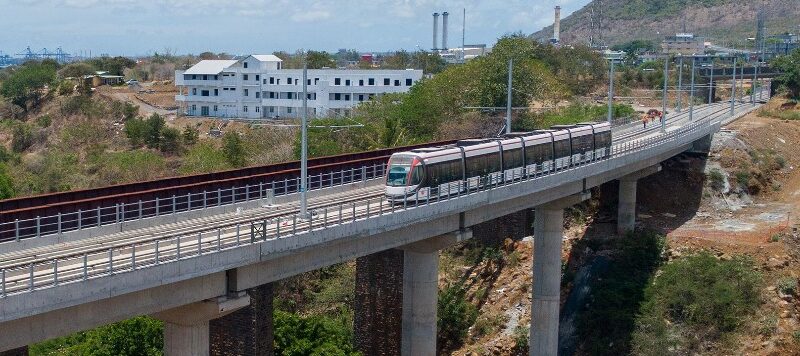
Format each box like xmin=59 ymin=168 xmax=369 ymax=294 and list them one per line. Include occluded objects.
xmin=155 ymin=294 xmax=250 ymax=356
xmin=616 ymin=165 xmax=662 ymax=235
xmin=354 ymin=249 xmax=404 ymax=356
xmin=209 ymin=284 xmax=274 ymax=356
xmin=530 ymin=193 xmax=589 ymax=356
xmin=617 ymin=178 xmax=637 ymax=235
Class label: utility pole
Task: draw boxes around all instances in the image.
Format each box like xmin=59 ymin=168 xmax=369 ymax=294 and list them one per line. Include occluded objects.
xmin=506 ymin=59 xmax=513 ymax=134
xmin=730 ymin=57 xmax=737 ymax=116
xmin=607 ymin=59 xmax=615 ymax=123
xmin=661 ymin=56 xmax=669 ymax=133
xmin=751 ymin=61 xmax=757 ymax=106
xmin=740 ymin=61 xmax=745 ymax=102
xmin=300 ymin=58 xmax=309 ymax=218
xmin=708 ymin=59 xmax=715 ymax=104
xmin=689 ymin=56 xmax=696 ymax=122
xmin=676 ymin=56 xmax=683 ymax=112
xmin=462 ymin=8 xmax=466 ymax=63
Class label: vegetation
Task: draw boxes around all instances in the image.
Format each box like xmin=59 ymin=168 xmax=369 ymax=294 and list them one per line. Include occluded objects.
xmin=30 ymin=317 xmax=163 ymax=356
xmin=631 ymin=252 xmax=762 ymax=355
xmin=437 ymin=284 xmax=479 ymax=351
xmin=0 ymin=60 xmax=57 ymax=110
xmin=772 ymin=48 xmax=800 ymax=99
xmin=273 ymin=310 xmax=360 ymax=356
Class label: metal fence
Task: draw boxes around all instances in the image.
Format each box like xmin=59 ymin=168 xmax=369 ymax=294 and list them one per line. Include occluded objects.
xmin=0 ymin=163 xmax=385 ymax=243
xmin=0 ymin=115 xmax=715 ymax=298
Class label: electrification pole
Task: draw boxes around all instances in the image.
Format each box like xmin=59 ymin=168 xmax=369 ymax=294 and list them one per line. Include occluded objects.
xmin=300 ymin=58 xmax=309 ymax=218
xmin=689 ymin=56 xmax=696 ymax=122
xmin=708 ymin=59 xmax=715 ymax=104
xmin=730 ymin=57 xmax=737 ymax=116
xmin=607 ymin=59 xmax=615 ymax=123
xmin=506 ymin=58 xmax=512 ymax=134
xmin=676 ymin=56 xmax=683 ymax=112
xmin=751 ymin=61 xmax=757 ymax=106
xmin=661 ymin=56 xmax=669 ymax=133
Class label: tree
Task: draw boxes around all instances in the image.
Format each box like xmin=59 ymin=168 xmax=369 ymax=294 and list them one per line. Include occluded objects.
xmin=411 ymin=51 xmax=446 ymax=74
xmin=383 ymin=50 xmax=412 ymax=69
xmin=438 ymin=284 xmax=478 ymax=351
xmin=0 ymin=61 xmax=57 ymax=110
xmin=57 ymin=62 xmax=95 ymax=79
xmin=611 ymin=39 xmax=656 ymax=54
xmin=222 ymin=131 xmax=246 ymax=167
xmin=160 ymin=127 xmax=182 ymax=154
xmin=306 ymin=50 xmax=336 ymax=69
xmin=144 ymin=113 xmax=165 ymax=149
xmin=772 ymin=48 xmax=800 ymax=99
xmin=123 ymin=118 xmax=148 ymax=147
xmin=182 ymin=125 xmax=199 ymax=145
xmin=12 ymin=124 xmax=34 ymax=152
xmin=273 ymin=311 xmax=359 ymax=355
xmin=87 ymin=56 xmax=136 ymax=76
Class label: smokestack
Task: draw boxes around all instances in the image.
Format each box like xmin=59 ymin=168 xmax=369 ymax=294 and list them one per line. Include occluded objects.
xmin=442 ymin=11 xmax=449 ymax=50
xmin=553 ymin=6 xmax=561 ymax=43
xmin=432 ymin=13 xmax=440 ymax=50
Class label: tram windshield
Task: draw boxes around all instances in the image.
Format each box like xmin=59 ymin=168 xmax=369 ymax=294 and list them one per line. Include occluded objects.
xmin=386 ymin=155 xmax=420 ymax=187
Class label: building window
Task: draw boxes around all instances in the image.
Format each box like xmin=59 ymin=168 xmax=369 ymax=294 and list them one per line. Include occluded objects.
xmin=277 ymin=79 xmax=281 ymax=85
xmin=269 ymin=106 xmax=274 ymax=112
xmin=368 ymin=78 xmax=375 ymax=85
xmin=214 ymin=89 xmax=219 ymax=96
xmin=270 ymin=77 xmax=275 ymax=84
xmin=344 ymin=94 xmax=350 ymax=101
xmin=315 ymin=78 xmax=319 ymax=84
xmin=201 ymin=90 xmax=209 ymax=97
xmin=203 ymin=75 xmax=208 ymax=80
xmin=244 ymin=89 xmax=249 ymax=96
xmin=263 ymin=79 xmax=267 ymax=84
xmin=345 ymin=79 xmax=351 ymax=86
xmin=307 ymin=79 xmax=311 ymax=85
xmin=244 ymin=74 xmax=249 ymax=81
xmin=358 ymin=94 xmax=364 ymax=101
xmin=243 ymin=106 xmax=248 ymax=112
xmin=359 ymin=79 xmax=364 ymax=86
xmin=269 ymin=92 xmax=275 ymax=98
xmin=406 ymin=78 xmax=413 ymax=86
xmin=244 ymin=62 xmax=248 ymax=68
xmin=192 ymin=75 xmax=197 ymax=80
xmin=255 ymin=106 xmax=260 ymax=113
xmin=192 ymin=88 xmax=197 ymax=95
xmin=383 ymin=78 xmax=390 ymax=85
xmin=335 ymin=78 xmax=341 ymax=85
xmin=230 ymin=87 xmax=236 ymax=91
xmin=214 ymin=75 xmax=218 ymax=80
xmin=256 ymin=75 xmax=260 ymax=81
xmin=223 ymin=88 xmax=229 ymax=91
xmin=334 ymin=93 xmax=341 ymax=100
xmin=256 ymin=92 xmax=260 ymax=98
xmin=191 ymin=105 xmax=196 ymax=111
xmin=213 ymin=105 xmax=218 ymax=111
xmin=394 ymin=80 xmax=400 ymax=86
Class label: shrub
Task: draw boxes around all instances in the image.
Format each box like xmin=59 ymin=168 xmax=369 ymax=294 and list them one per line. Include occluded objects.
xmin=513 ymin=325 xmax=529 ymax=349
xmin=30 ymin=316 xmax=163 ymax=356
xmin=12 ymin=124 xmax=34 ymax=152
xmin=438 ymin=284 xmax=478 ymax=350
xmin=124 ymin=117 xmax=148 ymax=147
xmin=180 ymin=142 xmax=230 ymax=174
xmin=707 ymin=169 xmax=725 ymax=191
xmin=222 ymin=131 xmax=246 ymax=167
xmin=273 ymin=310 xmax=359 ymax=355
xmin=735 ymin=171 xmax=751 ymax=190
xmin=144 ymin=113 xmax=165 ymax=148
xmin=473 ymin=312 xmax=507 ymax=337
xmin=777 ymin=276 xmax=797 ymax=295
xmin=632 ymin=252 xmax=762 ymax=354
xmin=36 ymin=114 xmax=52 ymax=128
xmin=56 ymin=80 xmax=74 ymax=96
xmin=159 ymin=127 xmax=182 ymax=154
xmin=182 ymin=125 xmax=199 ymax=145
xmin=0 ymin=164 xmax=14 ymax=199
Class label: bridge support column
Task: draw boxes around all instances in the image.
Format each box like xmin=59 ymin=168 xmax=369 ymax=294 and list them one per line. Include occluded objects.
xmin=354 ymin=249 xmax=405 ymax=356
xmin=616 ymin=165 xmax=662 ymax=235
xmin=209 ymin=283 xmax=274 ymax=356
xmin=154 ymin=293 xmax=250 ymax=356
xmin=531 ymin=193 xmax=589 ymax=356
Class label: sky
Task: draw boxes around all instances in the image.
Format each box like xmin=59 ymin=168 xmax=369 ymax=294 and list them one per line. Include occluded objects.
xmin=1 ymin=0 xmax=592 ymax=57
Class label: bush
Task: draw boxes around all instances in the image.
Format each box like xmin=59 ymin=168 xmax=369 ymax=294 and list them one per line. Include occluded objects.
xmin=273 ymin=310 xmax=359 ymax=356
xmin=222 ymin=131 xmax=246 ymax=167
xmin=180 ymin=142 xmax=231 ymax=174
xmin=438 ymin=284 xmax=478 ymax=350
xmin=777 ymin=276 xmax=798 ymax=295
xmin=707 ymin=169 xmax=725 ymax=191
xmin=182 ymin=125 xmax=199 ymax=145
xmin=36 ymin=114 xmax=52 ymax=128
xmin=144 ymin=113 xmax=165 ymax=148
xmin=513 ymin=325 xmax=529 ymax=350
xmin=30 ymin=316 xmax=163 ymax=356
xmin=0 ymin=164 xmax=14 ymax=199
xmin=735 ymin=171 xmax=751 ymax=190
xmin=632 ymin=252 xmax=762 ymax=354
xmin=124 ymin=117 xmax=148 ymax=147
xmin=57 ymin=80 xmax=74 ymax=96
xmin=12 ymin=124 xmax=34 ymax=152
xmin=159 ymin=127 xmax=182 ymax=154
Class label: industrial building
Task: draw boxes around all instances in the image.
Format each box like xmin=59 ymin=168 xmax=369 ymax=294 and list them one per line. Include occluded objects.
xmin=661 ymin=33 xmax=706 ymax=55
xmin=175 ymin=55 xmax=422 ymax=119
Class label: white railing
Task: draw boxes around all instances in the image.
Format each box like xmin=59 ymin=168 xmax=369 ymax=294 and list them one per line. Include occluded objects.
xmin=0 ymin=115 xmax=715 ymax=298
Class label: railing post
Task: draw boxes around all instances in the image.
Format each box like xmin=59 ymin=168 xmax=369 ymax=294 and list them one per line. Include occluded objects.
xmin=155 ymin=198 xmax=160 ymax=216
xmin=82 ymin=254 xmax=87 ymax=280
xmin=198 ymin=232 xmax=202 ymax=255
xmin=246 ymin=184 xmax=250 ymax=202
xmin=362 ymin=166 xmax=367 ymax=182
xmin=366 ymin=200 xmax=370 ymax=218
xmin=1 ymin=268 xmax=5 ymax=297
xmin=139 ymin=200 xmax=143 ymax=219
xmin=339 ymin=204 xmax=343 ymax=225
xmin=116 ymin=204 xmax=120 ymax=223
xmin=352 ymin=202 xmax=356 ymax=222
xmin=57 ymin=213 xmax=62 ymax=235
xmin=78 ymin=209 xmax=82 ymax=230
xmin=53 ymin=259 xmax=58 ymax=286
xmin=324 ymin=207 xmax=328 ymax=227
xmin=96 ymin=206 xmax=101 ymax=227
xmin=236 ymin=224 xmax=241 ymax=246
xmin=176 ymin=236 xmax=181 ymax=260
xmin=28 ymin=264 xmax=34 ymax=292
xmin=203 ymin=191 xmax=207 ymax=209
xmin=217 ymin=229 xmax=221 ymax=251
xmin=217 ymin=188 xmax=222 ymax=206
xmin=120 ymin=203 xmax=125 ymax=223
xmin=108 ymin=248 xmax=114 ymax=275
xmin=14 ymin=219 xmax=19 ymax=242
xmin=277 ymin=217 xmax=281 ymax=237
xmin=292 ymin=215 xmax=297 ymax=235
xmin=132 ymin=244 xmax=136 ymax=270
xmin=187 ymin=192 xmax=192 ymax=211
xmin=36 ymin=216 xmax=40 ymax=238
xmin=172 ymin=195 xmax=176 ymax=215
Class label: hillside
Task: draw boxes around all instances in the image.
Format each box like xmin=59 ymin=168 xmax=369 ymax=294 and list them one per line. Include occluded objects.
xmin=533 ymin=0 xmax=800 ymax=48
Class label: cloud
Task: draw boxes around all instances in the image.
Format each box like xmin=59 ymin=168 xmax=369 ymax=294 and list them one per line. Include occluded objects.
xmin=290 ymin=10 xmax=331 ymax=22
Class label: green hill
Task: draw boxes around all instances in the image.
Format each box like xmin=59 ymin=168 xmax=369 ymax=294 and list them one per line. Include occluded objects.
xmin=532 ymin=0 xmax=800 ymax=49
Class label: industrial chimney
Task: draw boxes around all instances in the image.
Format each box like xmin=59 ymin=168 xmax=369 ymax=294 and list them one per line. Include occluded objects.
xmin=442 ymin=11 xmax=449 ymax=50
xmin=553 ymin=6 xmax=561 ymax=43
xmin=432 ymin=13 xmax=440 ymax=50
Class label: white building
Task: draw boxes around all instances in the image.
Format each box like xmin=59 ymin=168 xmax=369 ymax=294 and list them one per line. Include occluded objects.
xmin=175 ymin=54 xmax=423 ymax=119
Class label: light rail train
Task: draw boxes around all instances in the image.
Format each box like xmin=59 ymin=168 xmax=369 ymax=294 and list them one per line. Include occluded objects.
xmin=385 ymin=122 xmax=612 ymax=202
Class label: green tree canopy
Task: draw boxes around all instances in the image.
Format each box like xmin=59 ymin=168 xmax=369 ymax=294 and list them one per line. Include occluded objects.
xmin=57 ymin=62 xmax=96 ymax=79
xmin=0 ymin=61 xmax=57 ymax=110
xmin=772 ymin=48 xmax=800 ymax=99
xmin=222 ymin=131 xmax=247 ymax=167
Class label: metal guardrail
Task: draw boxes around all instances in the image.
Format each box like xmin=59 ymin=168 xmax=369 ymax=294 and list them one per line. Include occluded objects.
xmin=0 ymin=164 xmax=385 ymax=243
xmin=0 ymin=114 xmax=716 ymax=298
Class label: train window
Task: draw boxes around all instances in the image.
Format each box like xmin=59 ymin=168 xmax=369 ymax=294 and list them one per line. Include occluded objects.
xmin=387 ymin=165 xmax=410 ymax=186
xmin=553 ymin=139 xmax=571 ymax=158
xmin=572 ymin=135 xmax=593 ymax=153
xmin=410 ymin=165 xmax=423 ymax=185
xmin=525 ymin=143 xmax=552 ymax=164
xmin=503 ymin=148 xmax=523 ymax=169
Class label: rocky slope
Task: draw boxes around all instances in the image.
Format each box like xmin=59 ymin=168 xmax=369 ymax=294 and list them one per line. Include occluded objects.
xmin=532 ymin=0 xmax=800 ymax=48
